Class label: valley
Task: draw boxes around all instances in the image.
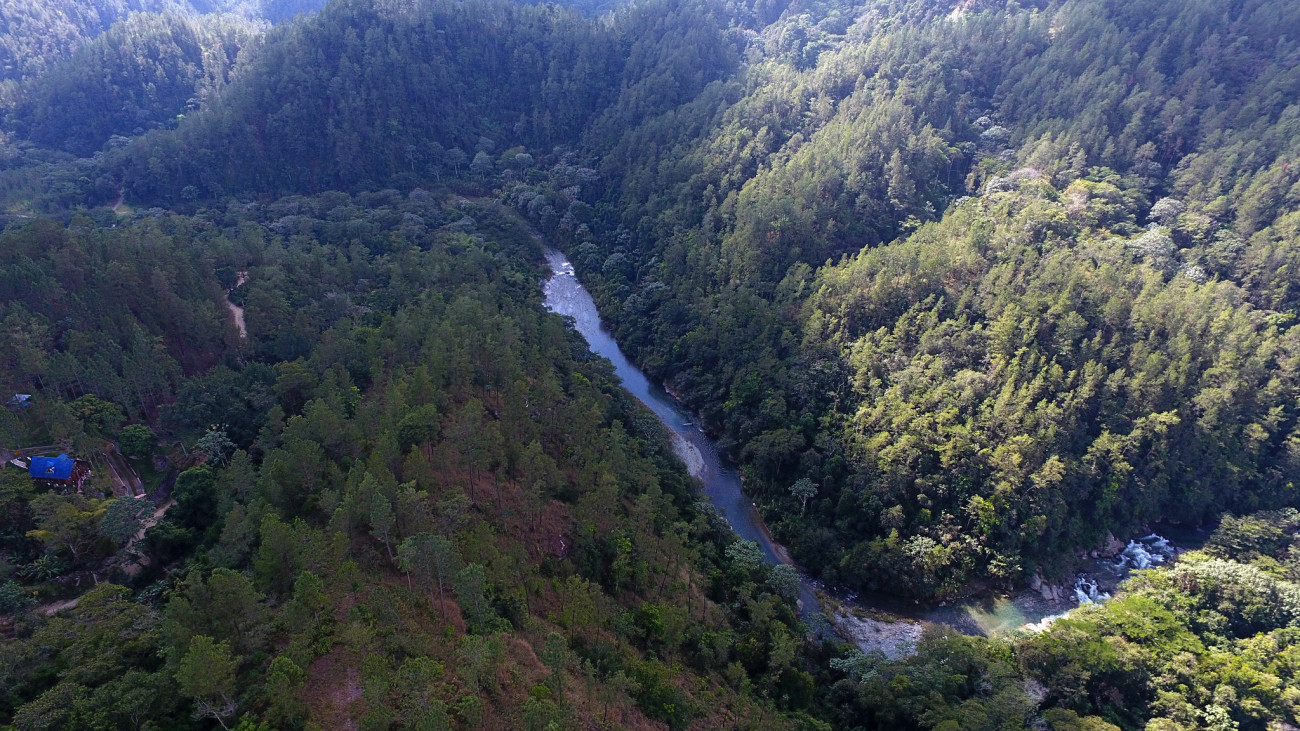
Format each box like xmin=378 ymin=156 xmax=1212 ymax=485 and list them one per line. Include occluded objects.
xmin=0 ymin=0 xmax=1297 ymax=728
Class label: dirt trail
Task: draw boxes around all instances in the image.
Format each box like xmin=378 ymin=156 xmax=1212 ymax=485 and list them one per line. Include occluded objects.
xmin=115 ymin=498 xmax=173 ymax=577
xmin=1 ymin=445 xmax=62 ymax=463
xmin=226 ymin=270 xmax=248 ymax=338
xmin=35 ymin=598 xmax=79 ymax=616
xmin=226 ymin=300 xmax=247 ymax=338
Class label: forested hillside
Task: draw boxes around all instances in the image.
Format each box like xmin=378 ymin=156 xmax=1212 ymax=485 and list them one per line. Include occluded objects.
xmin=105 ymin=0 xmax=740 ymax=202
xmin=0 ymin=196 xmax=820 ymax=729
xmin=0 ymin=0 xmax=328 ymax=210
xmin=819 ymin=508 xmax=1300 ymax=729
xmin=0 ymin=0 xmax=321 ymax=86
xmin=8 ymin=13 xmax=260 ymax=156
xmin=1 ymin=0 xmax=1299 ymax=728
xmin=546 ymin=0 xmax=1300 ymax=597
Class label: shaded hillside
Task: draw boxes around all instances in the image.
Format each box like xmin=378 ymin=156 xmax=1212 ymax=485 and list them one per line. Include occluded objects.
xmin=104 ymin=0 xmax=738 ymax=203
xmin=8 ymin=13 xmax=260 ymax=156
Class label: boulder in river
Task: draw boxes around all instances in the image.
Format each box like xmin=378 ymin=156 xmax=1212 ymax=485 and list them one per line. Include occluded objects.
xmin=1030 ymin=569 xmax=1066 ymax=602
xmin=1100 ymin=531 xmax=1125 ymax=558
xmin=833 ymin=612 xmax=922 ymax=660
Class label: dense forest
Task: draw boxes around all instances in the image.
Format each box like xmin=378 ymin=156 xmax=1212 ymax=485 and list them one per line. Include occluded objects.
xmin=0 ymin=0 xmax=1298 ymax=728
xmin=551 ymin=0 xmax=1300 ymax=598
xmin=0 ymin=0 xmax=323 ymax=86
xmin=0 ymin=196 xmax=823 ymax=729
xmin=7 ymin=12 xmax=261 ymax=156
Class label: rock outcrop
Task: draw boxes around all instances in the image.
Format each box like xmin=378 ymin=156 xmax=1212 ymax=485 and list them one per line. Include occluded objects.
xmin=1030 ymin=569 xmax=1066 ymax=602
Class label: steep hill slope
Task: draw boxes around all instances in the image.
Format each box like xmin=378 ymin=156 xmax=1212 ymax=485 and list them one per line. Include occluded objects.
xmin=0 ymin=0 xmax=322 ymax=85
xmin=8 ymin=12 xmax=260 ymax=156
xmin=547 ymin=0 xmax=1300 ymax=596
xmin=32 ymin=0 xmax=1291 ymax=600
xmin=2 ymin=0 xmax=1300 ymax=728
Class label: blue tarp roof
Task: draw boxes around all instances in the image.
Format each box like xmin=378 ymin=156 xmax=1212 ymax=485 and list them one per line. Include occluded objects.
xmin=30 ymin=454 xmax=74 ymax=480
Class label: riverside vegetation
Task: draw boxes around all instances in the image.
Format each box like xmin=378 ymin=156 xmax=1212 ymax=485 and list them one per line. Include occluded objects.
xmin=0 ymin=0 xmax=1298 ymax=728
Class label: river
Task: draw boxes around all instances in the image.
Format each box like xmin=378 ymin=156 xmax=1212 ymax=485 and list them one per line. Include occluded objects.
xmin=540 ymin=246 xmax=1183 ymax=648
xmin=541 ymin=250 xmax=829 ymax=629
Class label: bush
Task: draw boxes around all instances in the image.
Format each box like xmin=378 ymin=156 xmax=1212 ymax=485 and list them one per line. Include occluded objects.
xmin=0 ymin=580 xmax=32 ymax=614
xmin=119 ymin=424 xmax=156 ymax=459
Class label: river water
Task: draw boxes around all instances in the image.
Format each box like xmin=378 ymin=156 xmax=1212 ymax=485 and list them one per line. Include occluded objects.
xmin=540 ymin=246 xmax=1181 ymax=643
xmin=541 ymin=250 xmax=826 ymax=630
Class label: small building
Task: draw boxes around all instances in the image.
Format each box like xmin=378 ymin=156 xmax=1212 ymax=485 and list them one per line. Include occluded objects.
xmin=29 ymin=454 xmax=91 ymax=490
xmin=5 ymin=394 xmax=31 ymax=411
